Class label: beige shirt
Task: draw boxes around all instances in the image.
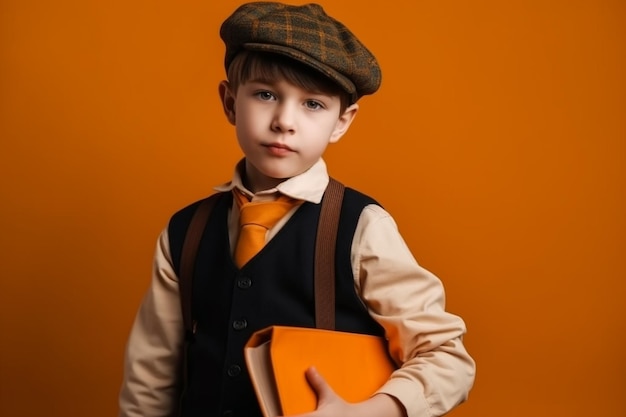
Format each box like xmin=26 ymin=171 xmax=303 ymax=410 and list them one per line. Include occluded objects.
xmin=119 ymin=159 xmax=476 ymax=417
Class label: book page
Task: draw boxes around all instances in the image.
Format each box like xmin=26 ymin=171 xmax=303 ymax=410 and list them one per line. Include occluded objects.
xmin=245 ymin=340 xmax=281 ymax=417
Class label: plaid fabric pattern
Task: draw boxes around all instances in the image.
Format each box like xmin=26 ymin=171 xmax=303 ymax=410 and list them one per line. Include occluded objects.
xmin=220 ymin=2 xmax=381 ymax=101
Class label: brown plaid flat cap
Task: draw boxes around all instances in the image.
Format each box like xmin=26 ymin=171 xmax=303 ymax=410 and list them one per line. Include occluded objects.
xmin=220 ymin=2 xmax=381 ymax=101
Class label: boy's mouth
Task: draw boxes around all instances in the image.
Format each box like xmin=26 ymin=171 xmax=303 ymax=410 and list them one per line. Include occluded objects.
xmin=263 ymin=142 xmax=295 ymax=156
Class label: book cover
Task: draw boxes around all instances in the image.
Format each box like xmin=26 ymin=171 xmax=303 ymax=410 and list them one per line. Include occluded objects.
xmin=244 ymin=326 xmax=397 ymax=417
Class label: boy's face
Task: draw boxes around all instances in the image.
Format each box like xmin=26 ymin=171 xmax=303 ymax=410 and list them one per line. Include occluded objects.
xmin=219 ymin=78 xmax=358 ymax=192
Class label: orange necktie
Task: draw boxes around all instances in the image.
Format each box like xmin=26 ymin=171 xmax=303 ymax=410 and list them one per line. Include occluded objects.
xmin=233 ymin=190 xmax=302 ymax=267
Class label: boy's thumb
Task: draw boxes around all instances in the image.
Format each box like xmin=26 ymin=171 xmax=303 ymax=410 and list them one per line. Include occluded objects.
xmin=305 ymin=366 xmax=336 ymax=404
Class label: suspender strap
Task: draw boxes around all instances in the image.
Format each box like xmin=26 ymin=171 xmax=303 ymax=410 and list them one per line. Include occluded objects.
xmin=179 ymin=193 xmax=221 ymax=337
xmin=178 ymin=178 xmax=346 ymax=335
xmin=314 ymin=178 xmax=344 ymax=330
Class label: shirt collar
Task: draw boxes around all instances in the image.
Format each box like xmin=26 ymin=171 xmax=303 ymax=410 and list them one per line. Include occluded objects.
xmin=213 ymin=158 xmax=330 ymax=204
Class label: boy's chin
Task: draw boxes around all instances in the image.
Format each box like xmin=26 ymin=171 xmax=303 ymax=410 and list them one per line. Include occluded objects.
xmin=248 ymin=160 xmax=306 ymax=181
xmin=246 ymin=163 xmax=311 ymax=189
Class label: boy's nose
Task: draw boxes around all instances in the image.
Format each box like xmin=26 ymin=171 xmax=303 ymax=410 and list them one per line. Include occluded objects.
xmin=271 ymin=105 xmax=296 ymax=133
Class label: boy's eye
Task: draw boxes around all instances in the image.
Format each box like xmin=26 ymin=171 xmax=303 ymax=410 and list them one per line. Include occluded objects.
xmin=305 ymin=100 xmax=323 ymax=110
xmin=255 ymin=91 xmax=275 ymax=101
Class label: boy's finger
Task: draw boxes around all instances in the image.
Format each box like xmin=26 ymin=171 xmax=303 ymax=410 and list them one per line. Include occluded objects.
xmin=305 ymin=366 xmax=336 ymax=401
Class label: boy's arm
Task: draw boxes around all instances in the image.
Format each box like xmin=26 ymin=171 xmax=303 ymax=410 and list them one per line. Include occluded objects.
xmin=119 ymin=228 xmax=184 ymax=417
xmin=351 ymin=205 xmax=476 ymax=417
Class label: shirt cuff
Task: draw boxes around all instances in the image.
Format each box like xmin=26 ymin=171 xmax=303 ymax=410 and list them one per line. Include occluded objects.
xmin=376 ymin=377 xmax=433 ymax=417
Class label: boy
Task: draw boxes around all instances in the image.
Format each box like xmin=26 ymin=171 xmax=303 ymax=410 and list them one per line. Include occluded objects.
xmin=119 ymin=2 xmax=475 ymax=417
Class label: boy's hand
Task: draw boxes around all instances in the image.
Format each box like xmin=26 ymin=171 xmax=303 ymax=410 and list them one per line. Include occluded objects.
xmin=282 ymin=367 xmax=406 ymax=417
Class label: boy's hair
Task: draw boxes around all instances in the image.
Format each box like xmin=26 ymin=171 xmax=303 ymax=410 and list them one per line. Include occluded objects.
xmin=227 ymin=50 xmax=352 ymax=115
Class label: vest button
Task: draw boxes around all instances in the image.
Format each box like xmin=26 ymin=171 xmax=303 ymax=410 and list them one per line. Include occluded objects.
xmin=227 ymin=364 xmax=241 ymax=377
xmin=237 ymin=277 xmax=252 ymax=289
xmin=232 ymin=319 xmax=248 ymax=330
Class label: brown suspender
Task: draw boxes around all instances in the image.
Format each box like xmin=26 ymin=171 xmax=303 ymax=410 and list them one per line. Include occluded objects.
xmin=178 ymin=178 xmax=345 ymax=336
xmin=313 ymin=178 xmax=344 ymax=330
xmin=179 ymin=193 xmax=220 ymax=337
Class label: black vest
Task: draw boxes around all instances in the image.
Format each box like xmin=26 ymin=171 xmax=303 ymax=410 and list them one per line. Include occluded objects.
xmin=168 ymin=188 xmax=385 ymax=417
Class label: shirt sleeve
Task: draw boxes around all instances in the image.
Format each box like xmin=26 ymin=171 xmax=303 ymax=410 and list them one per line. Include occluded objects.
xmin=118 ymin=227 xmax=184 ymax=417
xmin=352 ymin=205 xmax=476 ymax=417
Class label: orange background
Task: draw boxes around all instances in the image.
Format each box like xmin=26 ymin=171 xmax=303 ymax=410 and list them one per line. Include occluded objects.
xmin=1 ymin=1 xmax=624 ymax=416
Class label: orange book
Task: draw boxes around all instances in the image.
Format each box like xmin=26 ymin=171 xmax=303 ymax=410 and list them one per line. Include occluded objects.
xmin=244 ymin=326 xmax=397 ymax=417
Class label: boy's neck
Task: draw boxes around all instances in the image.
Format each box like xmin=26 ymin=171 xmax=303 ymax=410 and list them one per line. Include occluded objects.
xmin=242 ymin=162 xmax=286 ymax=194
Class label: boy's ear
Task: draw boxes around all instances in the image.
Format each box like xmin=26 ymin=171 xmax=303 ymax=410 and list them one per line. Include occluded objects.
xmin=218 ymin=80 xmax=236 ymax=125
xmin=329 ymin=103 xmax=359 ymax=143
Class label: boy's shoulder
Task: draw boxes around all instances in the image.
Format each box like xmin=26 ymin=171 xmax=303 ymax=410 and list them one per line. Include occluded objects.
xmin=341 ymin=185 xmax=381 ymax=212
xmin=167 ymin=182 xmax=381 ymax=233
xmin=168 ymin=192 xmax=231 ymax=229
xmin=168 ymin=184 xmax=380 ymax=219
xmin=164 ymin=184 xmax=382 ymax=274
xmin=166 ymin=192 xmax=232 ymax=275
